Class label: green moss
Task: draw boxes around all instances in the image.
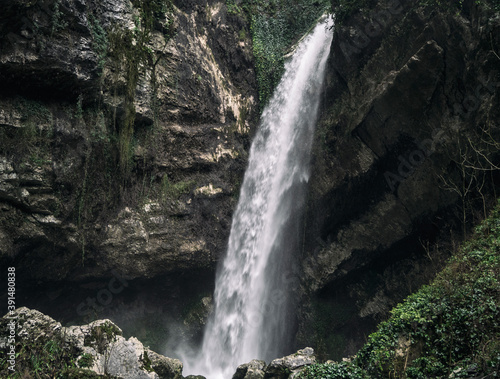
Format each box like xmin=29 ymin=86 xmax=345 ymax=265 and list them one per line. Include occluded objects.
xmin=88 ymin=15 xmax=108 ymax=72
xmin=103 ymin=0 xmax=175 ymax=177
xmin=161 ymin=176 xmax=196 ymax=200
xmin=51 ymin=0 xmax=68 ymax=35
xmin=0 ymin=336 xmax=79 ymax=378
xmin=17 ymin=97 xmax=53 ymax=125
xmin=77 ymin=353 xmax=94 ymax=369
xmin=141 ymin=351 xmax=154 ymax=372
xmin=238 ymin=28 xmax=247 ymax=41
xmin=84 ymin=322 xmax=122 ymax=354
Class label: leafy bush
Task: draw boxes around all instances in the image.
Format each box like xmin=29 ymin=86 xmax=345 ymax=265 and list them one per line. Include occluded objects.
xmin=299 ymin=361 xmax=369 ymax=378
xmin=77 ymin=353 xmax=94 ymax=368
xmin=300 ymin=199 xmax=500 ymax=378
xmin=332 ymin=0 xmax=370 ymax=24
xmin=0 ymin=337 xmax=79 ymax=378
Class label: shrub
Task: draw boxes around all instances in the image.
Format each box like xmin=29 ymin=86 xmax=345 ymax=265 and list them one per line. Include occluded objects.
xmin=300 ymin=199 xmax=500 ymax=378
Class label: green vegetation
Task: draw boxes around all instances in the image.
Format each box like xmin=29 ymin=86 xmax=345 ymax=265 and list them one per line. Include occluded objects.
xmin=83 ymin=322 xmax=122 ymax=354
xmin=0 ymin=97 xmax=54 ymax=166
xmin=0 ymin=321 xmax=122 ymax=378
xmin=88 ymin=15 xmax=109 ymax=71
xmin=51 ymin=0 xmax=68 ymax=35
xmin=299 ymin=199 xmax=500 ymax=378
xmin=141 ymin=351 xmax=154 ymax=372
xmin=226 ymin=0 xmax=243 ymax=14
xmin=332 ymin=0 xmax=370 ymax=24
xmin=300 ymin=360 xmax=369 ymax=378
xmin=77 ymin=353 xmax=94 ymax=369
xmin=0 ymin=336 xmax=80 ymax=378
xmin=161 ymin=175 xmax=196 ymax=200
xmin=91 ymin=0 xmax=174 ymax=177
xmin=241 ymin=0 xmax=331 ymax=108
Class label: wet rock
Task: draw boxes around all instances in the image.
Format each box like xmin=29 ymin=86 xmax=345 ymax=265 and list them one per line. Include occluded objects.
xmin=145 ymin=349 xmax=183 ymax=379
xmin=233 ymin=359 xmax=266 ymax=379
xmin=264 ymin=348 xmax=316 ymax=379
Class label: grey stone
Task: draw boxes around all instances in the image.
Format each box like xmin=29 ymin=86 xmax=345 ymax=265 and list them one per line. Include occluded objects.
xmin=264 ymin=348 xmax=316 ymax=379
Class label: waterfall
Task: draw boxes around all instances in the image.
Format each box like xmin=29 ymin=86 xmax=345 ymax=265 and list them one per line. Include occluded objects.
xmin=183 ymin=16 xmax=333 ymax=379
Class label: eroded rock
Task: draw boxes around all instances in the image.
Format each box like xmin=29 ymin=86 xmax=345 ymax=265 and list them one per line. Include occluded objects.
xmin=0 ymin=307 xmax=182 ymax=379
xmin=264 ymin=348 xmax=316 ymax=379
xmin=233 ymin=359 xmax=266 ymax=379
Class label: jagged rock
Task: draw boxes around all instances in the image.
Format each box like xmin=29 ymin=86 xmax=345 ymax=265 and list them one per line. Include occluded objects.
xmin=182 ymin=296 xmax=213 ymax=341
xmin=145 ymin=349 xmax=183 ymax=379
xmin=264 ymin=348 xmax=316 ymax=379
xmin=233 ymin=359 xmax=266 ymax=379
xmin=0 ymin=307 xmax=183 ymax=379
xmin=4 ymin=307 xmax=62 ymax=340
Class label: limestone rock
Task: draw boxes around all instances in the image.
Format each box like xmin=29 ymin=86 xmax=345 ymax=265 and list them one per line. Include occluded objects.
xmin=145 ymin=348 xmax=183 ymax=379
xmin=233 ymin=359 xmax=266 ymax=379
xmin=0 ymin=0 xmax=258 ymax=284
xmin=0 ymin=307 xmax=183 ymax=379
xmin=264 ymin=348 xmax=316 ymax=379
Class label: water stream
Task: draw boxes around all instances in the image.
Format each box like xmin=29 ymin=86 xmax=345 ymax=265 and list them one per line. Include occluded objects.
xmin=183 ymin=16 xmax=333 ymax=379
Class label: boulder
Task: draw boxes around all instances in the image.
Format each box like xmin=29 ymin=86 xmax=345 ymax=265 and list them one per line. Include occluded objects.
xmin=0 ymin=307 xmax=183 ymax=379
xmin=233 ymin=359 xmax=266 ymax=379
xmin=264 ymin=348 xmax=316 ymax=379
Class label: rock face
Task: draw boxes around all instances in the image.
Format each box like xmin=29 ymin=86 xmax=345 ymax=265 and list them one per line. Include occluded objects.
xmin=1 ymin=0 xmax=499 ymax=370
xmin=0 ymin=307 xmax=183 ymax=378
xmin=0 ymin=0 xmax=258 ymax=354
xmin=298 ymin=0 xmax=500 ymax=359
xmin=0 ymin=0 xmax=257 ymax=283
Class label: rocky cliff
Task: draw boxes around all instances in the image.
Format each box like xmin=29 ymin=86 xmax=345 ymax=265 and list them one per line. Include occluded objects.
xmin=298 ymin=0 xmax=500 ymax=360
xmin=0 ymin=0 xmax=499 ymax=374
xmin=0 ymin=0 xmax=258 ymax=338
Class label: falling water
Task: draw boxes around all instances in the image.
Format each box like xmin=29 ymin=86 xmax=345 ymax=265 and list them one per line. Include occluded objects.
xmin=183 ymin=16 xmax=333 ymax=379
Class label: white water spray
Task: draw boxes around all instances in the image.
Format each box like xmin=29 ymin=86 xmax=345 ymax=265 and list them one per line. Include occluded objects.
xmin=183 ymin=16 xmax=333 ymax=379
